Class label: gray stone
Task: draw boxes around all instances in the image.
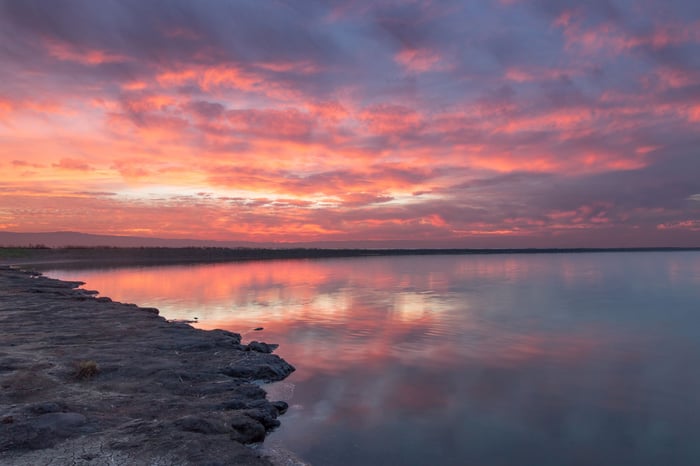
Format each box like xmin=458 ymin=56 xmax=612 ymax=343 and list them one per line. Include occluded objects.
xmin=0 ymin=268 xmax=293 ymax=465
xmin=246 ymin=341 xmax=279 ymax=354
xmin=28 ymin=402 xmax=65 ymax=414
xmin=174 ymin=416 xmax=229 ymax=434
xmin=221 ymin=355 xmax=295 ymax=382
xmin=271 ymin=401 xmax=289 ymax=415
xmin=229 ymin=414 xmax=266 ymax=444
xmin=33 ymin=412 xmax=87 ymax=435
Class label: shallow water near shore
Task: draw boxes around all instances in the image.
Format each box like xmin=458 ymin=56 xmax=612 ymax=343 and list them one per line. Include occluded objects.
xmin=45 ymin=251 xmax=700 ymax=465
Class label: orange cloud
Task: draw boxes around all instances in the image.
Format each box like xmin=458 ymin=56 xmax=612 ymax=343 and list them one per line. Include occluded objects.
xmin=52 ymin=158 xmax=93 ymax=171
xmin=156 ymin=66 xmax=261 ymax=93
xmin=2 ymin=1 xmax=699 ymax=247
xmin=256 ymin=60 xmax=320 ymax=74
xmin=359 ymin=104 xmax=423 ymax=136
xmin=225 ymin=108 xmax=314 ymax=139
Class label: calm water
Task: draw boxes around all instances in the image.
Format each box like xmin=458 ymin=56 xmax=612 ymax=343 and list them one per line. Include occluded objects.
xmin=46 ymin=252 xmax=700 ymax=465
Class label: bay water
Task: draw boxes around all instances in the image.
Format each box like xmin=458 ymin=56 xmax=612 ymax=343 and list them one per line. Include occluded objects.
xmin=46 ymin=252 xmax=700 ymax=465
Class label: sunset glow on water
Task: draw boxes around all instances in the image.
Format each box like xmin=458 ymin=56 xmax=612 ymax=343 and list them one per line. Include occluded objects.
xmin=47 ymin=252 xmax=700 ymax=465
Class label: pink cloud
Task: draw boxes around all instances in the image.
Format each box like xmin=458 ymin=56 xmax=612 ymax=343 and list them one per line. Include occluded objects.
xmin=1 ymin=0 xmax=699 ymax=247
xmin=44 ymin=38 xmax=130 ymax=65
xmin=52 ymin=158 xmax=93 ymax=171
xmin=394 ymin=48 xmax=450 ymax=73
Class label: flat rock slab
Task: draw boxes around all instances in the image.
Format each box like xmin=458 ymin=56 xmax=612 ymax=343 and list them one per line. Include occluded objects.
xmin=0 ymin=266 xmax=296 ymax=465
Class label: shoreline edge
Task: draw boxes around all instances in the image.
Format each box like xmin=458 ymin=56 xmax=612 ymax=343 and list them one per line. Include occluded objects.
xmin=0 ymin=265 xmax=299 ymax=465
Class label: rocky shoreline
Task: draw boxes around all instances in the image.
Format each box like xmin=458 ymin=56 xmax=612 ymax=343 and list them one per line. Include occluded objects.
xmin=0 ymin=266 xmax=299 ymax=465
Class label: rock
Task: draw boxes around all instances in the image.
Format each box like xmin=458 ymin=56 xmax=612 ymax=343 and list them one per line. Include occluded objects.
xmin=229 ymin=414 xmax=266 ymax=444
xmin=271 ymin=401 xmax=289 ymax=415
xmin=246 ymin=341 xmax=279 ymax=353
xmin=234 ymin=383 xmax=267 ymax=399
xmin=221 ymin=355 xmax=295 ymax=382
xmin=0 ymin=268 xmax=293 ymax=465
xmin=0 ymin=422 xmax=44 ymax=451
xmin=242 ymin=408 xmax=280 ymax=430
xmin=28 ymin=401 xmax=65 ymax=414
xmin=220 ymin=399 xmax=248 ymax=410
xmin=245 ymin=399 xmax=270 ymax=409
xmin=221 ymin=398 xmax=286 ymax=419
xmin=33 ymin=412 xmax=87 ymax=435
xmin=208 ymin=329 xmax=243 ymax=345
xmin=174 ymin=416 xmax=229 ymax=434
xmin=0 ymin=413 xmax=88 ymax=452
xmin=220 ymin=392 xmax=272 ymax=411
xmin=225 ymin=399 xmax=284 ymax=430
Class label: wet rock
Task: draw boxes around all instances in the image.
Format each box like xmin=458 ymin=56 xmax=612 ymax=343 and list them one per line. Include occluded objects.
xmin=228 ymin=399 xmax=284 ymax=430
xmin=195 ymin=380 xmax=243 ymax=396
xmin=177 ymin=340 xmax=217 ymax=351
xmin=246 ymin=341 xmax=279 ymax=354
xmin=242 ymin=408 xmax=281 ymax=430
xmin=0 ymin=268 xmax=293 ymax=465
xmin=208 ymin=329 xmax=242 ymax=345
xmin=64 ymin=280 xmax=85 ymax=288
xmin=215 ymin=387 xmax=271 ymax=412
xmin=221 ymin=355 xmax=295 ymax=382
xmin=220 ymin=397 xmax=286 ymax=419
xmin=1 ymin=414 xmax=88 ymax=451
xmin=0 ymin=423 xmax=44 ymax=451
xmin=271 ymin=400 xmax=289 ymax=415
xmin=33 ymin=412 xmax=87 ymax=435
xmin=174 ymin=416 xmax=229 ymax=434
xmin=229 ymin=414 xmax=266 ymax=444
xmin=245 ymin=399 xmax=270 ymax=409
xmin=220 ymin=399 xmax=247 ymax=410
xmin=27 ymin=401 xmax=65 ymax=414
xmin=234 ymin=383 xmax=267 ymax=399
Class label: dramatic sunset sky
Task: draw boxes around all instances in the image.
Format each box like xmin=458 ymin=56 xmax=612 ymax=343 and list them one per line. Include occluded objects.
xmin=1 ymin=0 xmax=699 ymax=247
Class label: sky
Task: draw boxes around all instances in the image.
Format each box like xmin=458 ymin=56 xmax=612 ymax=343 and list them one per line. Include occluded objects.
xmin=1 ymin=0 xmax=699 ymax=247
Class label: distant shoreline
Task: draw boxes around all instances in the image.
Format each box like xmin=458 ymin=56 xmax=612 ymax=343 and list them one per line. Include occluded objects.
xmin=2 ymin=246 xmax=699 ymax=270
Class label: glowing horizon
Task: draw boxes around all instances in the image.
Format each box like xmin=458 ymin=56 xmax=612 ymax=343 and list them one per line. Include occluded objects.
xmin=1 ymin=0 xmax=699 ymax=247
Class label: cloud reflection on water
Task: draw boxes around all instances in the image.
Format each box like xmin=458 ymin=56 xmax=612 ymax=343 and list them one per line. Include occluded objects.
xmin=46 ymin=252 xmax=700 ymax=465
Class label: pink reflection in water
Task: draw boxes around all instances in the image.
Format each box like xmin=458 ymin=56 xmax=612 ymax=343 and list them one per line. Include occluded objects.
xmin=45 ymin=253 xmax=700 ymax=466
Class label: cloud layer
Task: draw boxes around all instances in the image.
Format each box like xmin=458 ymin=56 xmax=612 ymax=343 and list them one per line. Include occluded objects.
xmin=1 ymin=0 xmax=699 ymax=246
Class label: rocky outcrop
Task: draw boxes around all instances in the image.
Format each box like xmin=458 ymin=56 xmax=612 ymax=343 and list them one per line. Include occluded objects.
xmin=0 ymin=266 xmax=296 ymax=465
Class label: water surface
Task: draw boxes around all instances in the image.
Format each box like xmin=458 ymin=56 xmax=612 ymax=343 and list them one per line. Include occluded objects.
xmin=46 ymin=252 xmax=700 ymax=465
